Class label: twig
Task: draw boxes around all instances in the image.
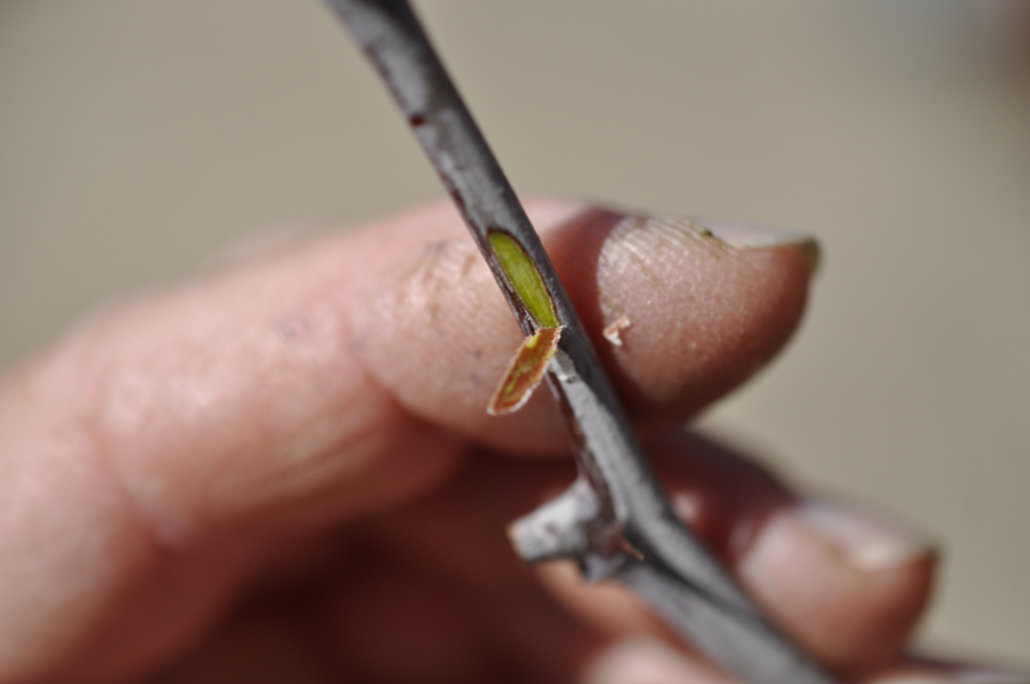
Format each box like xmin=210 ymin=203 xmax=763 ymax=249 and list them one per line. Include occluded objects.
xmin=322 ymin=2 xmax=837 ymax=681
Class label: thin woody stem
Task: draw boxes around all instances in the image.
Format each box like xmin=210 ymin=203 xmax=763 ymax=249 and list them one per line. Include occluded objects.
xmin=323 ymin=2 xmax=837 ymax=682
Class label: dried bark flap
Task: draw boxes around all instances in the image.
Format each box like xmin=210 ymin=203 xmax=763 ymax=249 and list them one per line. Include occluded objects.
xmin=488 ymin=326 xmax=563 ymax=415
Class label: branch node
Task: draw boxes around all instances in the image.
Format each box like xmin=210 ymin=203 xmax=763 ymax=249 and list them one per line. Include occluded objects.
xmin=508 ymin=477 xmax=598 ymax=564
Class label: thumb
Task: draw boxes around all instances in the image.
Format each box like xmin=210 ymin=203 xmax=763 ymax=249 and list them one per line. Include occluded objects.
xmin=0 ymin=197 xmax=816 ymax=681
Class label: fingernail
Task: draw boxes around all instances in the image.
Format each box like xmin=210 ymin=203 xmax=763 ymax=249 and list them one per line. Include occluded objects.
xmin=583 ymin=638 xmax=726 ymax=684
xmin=525 ymin=198 xmax=595 ymax=230
xmin=698 ymin=219 xmax=822 ymax=274
xmin=794 ymin=499 xmax=934 ymax=572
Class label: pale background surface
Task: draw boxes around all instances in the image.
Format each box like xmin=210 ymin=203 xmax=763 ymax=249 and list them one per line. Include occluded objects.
xmin=2 ymin=0 xmax=1028 ymax=665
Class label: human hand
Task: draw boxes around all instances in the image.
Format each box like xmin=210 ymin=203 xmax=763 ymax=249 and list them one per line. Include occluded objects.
xmin=0 ymin=200 xmax=1022 ymax=683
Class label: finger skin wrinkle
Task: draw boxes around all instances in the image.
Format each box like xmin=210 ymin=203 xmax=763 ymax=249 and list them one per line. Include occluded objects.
xmin=0 ymin=350 xmax=204 ymax=682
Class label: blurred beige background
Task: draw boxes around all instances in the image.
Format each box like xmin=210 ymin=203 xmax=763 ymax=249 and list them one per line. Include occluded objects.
xmin=2 ymin=0 xmax=1028 ymax=665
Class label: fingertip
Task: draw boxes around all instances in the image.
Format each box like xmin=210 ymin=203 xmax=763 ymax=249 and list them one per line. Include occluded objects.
xmin=740 ymin=499 xmax=937 ymax=669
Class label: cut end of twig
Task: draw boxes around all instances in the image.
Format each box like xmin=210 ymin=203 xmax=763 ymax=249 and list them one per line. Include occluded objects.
xmin=488 ymin=326 xmax=563 ymax=415
xmin=487 ymin=230 xmax=560 ymax=329
xmin=602 ymin=315 xmax=632 ymax=347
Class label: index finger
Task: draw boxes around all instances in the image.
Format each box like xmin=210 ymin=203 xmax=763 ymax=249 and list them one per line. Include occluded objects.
xmin=0 ymin=198 xmax=816 ymax=680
